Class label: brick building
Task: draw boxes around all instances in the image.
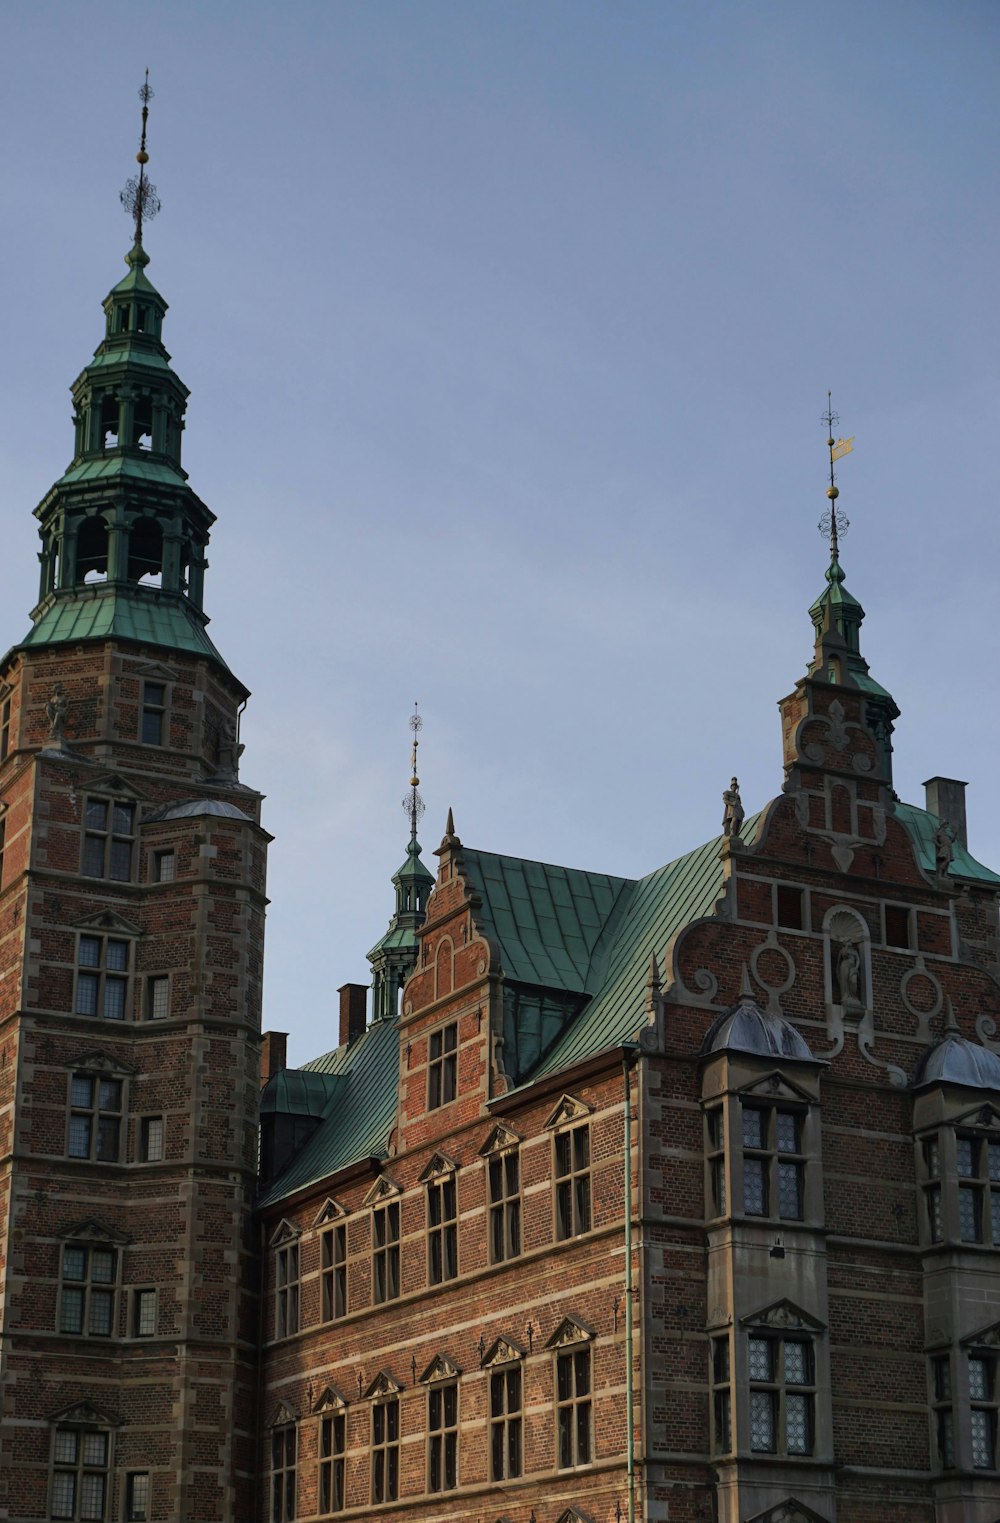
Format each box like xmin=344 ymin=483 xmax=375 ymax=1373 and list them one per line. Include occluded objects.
xmin=5 ymin=202 xmax=1000 ymax=1523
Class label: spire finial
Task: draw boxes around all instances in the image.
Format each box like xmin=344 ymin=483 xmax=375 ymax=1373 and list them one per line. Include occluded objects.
xmin=818 ymin=393 xmax=853 ymax=568
xmin=401 ymin=702 xmax=426 ymax=848
xmin=120 ymin=70 xmax=161 ymax=246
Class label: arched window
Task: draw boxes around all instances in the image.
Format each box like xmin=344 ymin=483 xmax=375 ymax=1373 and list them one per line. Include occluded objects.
xmin=77 ymin=516 xmax=109 ymax=583
xmin=129 ymin=517 xmax=163 ymax=585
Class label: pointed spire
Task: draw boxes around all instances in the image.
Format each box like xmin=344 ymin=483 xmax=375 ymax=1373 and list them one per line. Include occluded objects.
xmin=120 ymin=71 xmax=161 ymax=250
xmin=440 ymin=807 xmax=460 ymax=850
xmin=403 ymin=702 xmax=425 ymax=849
xmin=646 ymin=952 xmax=663 ymax=1024
xmin=738 ymin=963 xmax=755 ymax=1001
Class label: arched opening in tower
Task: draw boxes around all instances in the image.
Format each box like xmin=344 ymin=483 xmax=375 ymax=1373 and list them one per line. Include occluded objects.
xmin=76 ymin=516 xmax=109 ymax=583
xmin=132 ymin=393 xmax=153 ymax=452
xmin=129 ymin=517 xmax=163 ymax=586
xmin=100 ymin=394 xmax=119 ymax=450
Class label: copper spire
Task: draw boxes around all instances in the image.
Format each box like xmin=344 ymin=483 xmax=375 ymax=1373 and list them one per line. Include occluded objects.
xmin=402 ymin=702 xmax=426 ymax=847
xmin=120 ymin=71 xmax=161 ymax=245
xmin=818 ymin=392 xmax=853 ymax=565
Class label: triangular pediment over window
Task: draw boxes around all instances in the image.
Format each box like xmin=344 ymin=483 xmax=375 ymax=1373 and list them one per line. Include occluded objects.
xmin=59 ymin=1216 xmax=130 ymax=1246
xmin=482 ymin=1335 xmax=525 ymax=1368
xmin=312 ymin=1198 xmax=347 ymax=1227
xmin=479 ymin=1123 xmax=522 ymax=1157
xmin=48 ymin=1398 xmax=122 ymax=1428
xmin=739 ymin=1071 xmax=813 ymax=1105
xmin=555 ymin=1509 xmax=593 ymax=1523
xmin=71 ymin=1049 xmax=136 ymax=1077
xmin=363 ymin=1173 xmax=401 ymax=1207
xmin=418 ymin=1151 xmax=459 ymax=1183
xmin=544 ymin=1093 xmax=592 ymax=1130
xmin=741 ymin=1299 xmax=826 ymax=1334
xmin=953 ymin=1101 xmax=1000 ymax=1131
xmin=71 ymin=908 xmax=143 ymax=937
xmin=745 ymin=1499 xmax=831 ymax=1523
xmin=268 ymin=1219 xmax=301 ymax=1248
xmin=962 ymin=1319 xmax=1000 ymax=1350
xmin=546 ymin=1316 xmax=594 ymax=1349
xmin=269 ymin=1401 xmax=297 ymax=1427
xmin=365 ymin=1371 xmax=402 ymax=1400
xmin=133 ymin=660 xmax=178 ymax=682
xmin=419 ymin=1352 xmax=461 ymax=1384
xmin=312 ymin=1385 xmax=348 ymax=1413
xmin=87 ymin=772 xmax=150 ymax=802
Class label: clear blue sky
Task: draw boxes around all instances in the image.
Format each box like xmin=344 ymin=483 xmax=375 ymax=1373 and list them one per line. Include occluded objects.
xmin=1 ymin=2 xmax=998 ymax=1061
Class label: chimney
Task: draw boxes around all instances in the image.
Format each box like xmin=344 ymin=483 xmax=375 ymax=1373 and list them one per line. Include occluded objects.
xmin=338 ymin=984 xmax=368 ymax=1047
xmin=923 ymin=776 xmax=968 ymax=850
xmin=259 ymin=1030 xmax=288 ymax=1088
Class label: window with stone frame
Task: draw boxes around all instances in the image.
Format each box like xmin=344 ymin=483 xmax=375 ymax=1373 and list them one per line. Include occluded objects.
xmin=145 ymin=975 xmax=170 ymax=1021
xmin=969 ymin=1350 xmax=999 ymax=1469
xmin=51 ymin=1424 xmax=112 ymax=1521
xmin=930 ymin=1354 xmax=955 ymax=1468
xmin=427 ymin=1379 xmax=459 ymax=1492
xmin=124 ymin=1472 xmax=150 ymax=1522
xmin=82 ymin=798 xmax=135 ymax=882
xmin=710 ymin=1334 xmax=732 ymax=1453
xmin=271 ymin=1421 xmax=297 ymax=1522
xmin=747 ymin=1332 xmax=815 ymax=1456
xmin=153 ymin=848 xmax=175 ymax=883
xmin=741 ymin=1100 xmax=805 ymax=1220
xmin=321 ymin=1222 xmax=348 ymax=1322
xmin=488 ymin=1144 xmax=522 ymax=1263
xmin=59 ymin=1241 xmax=119 ymax=1337
xmin=555 ymin=1341 xmax=593 ymax=1468
xmin=0 ymin=695 xmax=11 ymax=761
xmin=75 ymin=934 xmax=131 ymax=1022
xmin=274 ymin=1238 xmax=300 ymax=1339
xmin=372 ymin=1200 xmax=400 ymax=1304
xmin=140 ymin=682 xmax=166 ymax=746
xmin=705 ymin=1105 xmax=726 ymax=1217
xmin=318 ymin=1406 xmax=346 ymax=1514
xmin=554 ymin=1122 xmax=592 ymax=1240
xmin=131 ymin=1288 xmax=157 ymax=1338
xmin=921 ymin=1132 xmax=944 ymax=1243
xmin=427 ymin=1171 xmax=458 ymax=1284
xmin=427 ymin=1021 xmax=458 ymax=1109
xmin=68 ymin=1074 xmax=123 ymax=1162
xmin=489 ymin=1358 xmax=523 ymax=1480
xmin=371 ymin=1394 xmax=400 ymax=1503
xmin=140 ymin=1116 xmax=164 ymax=1163
xmin=918 ymin=1123 xmax=1000 ymax=1247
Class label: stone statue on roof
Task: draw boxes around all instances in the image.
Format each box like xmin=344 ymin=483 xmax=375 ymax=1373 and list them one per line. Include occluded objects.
xmin=935 ymin=820 xmax=955 ymax=878
xmin=722 ymin=777 xmax=744 ymax=839
xmin=46 ymin=683 xmax=68 ymax=746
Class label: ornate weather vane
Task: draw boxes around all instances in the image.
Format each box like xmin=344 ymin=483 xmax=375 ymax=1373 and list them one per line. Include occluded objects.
xmin=402 ymin=702 xmax=426 ymax=845
xmin=120 ymin=70 xmax=161 ymax=245
xmin=818 ymin=392 xmax=854 ymax=562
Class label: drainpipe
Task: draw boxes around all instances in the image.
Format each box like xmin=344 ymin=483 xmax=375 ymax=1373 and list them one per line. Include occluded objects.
xmin=622 ymin=1043 xmax=639 ymax=1523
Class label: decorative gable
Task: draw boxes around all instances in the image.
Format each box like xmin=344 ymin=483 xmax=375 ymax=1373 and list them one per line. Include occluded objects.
xmin=479 ymin=1123 xmax=522 ymax=1157
xmin=363 ymin=1173 xmax=402 ymax=1207
xmin=269 ymin=1401 xmax=297 ymax=1427
xmin=741 ymin=1299 xmax=826 ymax=1334
xmin=555 ymin=1509 xmax=593 ymax=1523
xmin=365 ymin=1371 xmax=402 ymax=1400
xmin=69 ymin=1049 xmax=136 ymax=1077
xmin=59 ymin=1216 xmax=130 ymax=1246
xmin=86 ymin=772 xmax=150 ymax=802
xmin=133 ymin=660 xmax=178 ymax=681
xmin=312 ymin=1198 xmax=347 ymax=1227
xmin=419 ymin=1352 xmax=461 ymax=1384
xmin=962 ymin=1320 xmax=1000 ymax=1350
xmin=544 ymin=1093 xmax=592 ymax=1130
xmin=48 ymin=1398 xmax=122 ymax=1428
xmin=739 ymin=1071 xmax=813 ymax=1105
xmin=745 ymin=1500 xmax=831 ymax=1523
xmin=418 ymin=1151 xmax=459 ymax=1183
xmin=481 ymin=1336 xmax=525 ymax=1368
xmin=954 ymin=1101 xmax=1000 ymax=1131
xmin=71 ymin=908 xmax=143 ymax=937
xmin=268 ymin=1219 xmax=301 ymax=1248
xmin=546 ymin=1317 xmax=594 ymax=1349
xmin=312 ymin=1385 xmax=348 ymax=1414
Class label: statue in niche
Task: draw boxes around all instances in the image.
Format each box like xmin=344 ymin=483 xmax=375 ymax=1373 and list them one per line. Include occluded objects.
xmin=216 ymin=718 xmax=244 ymax=779
xmin=935 ymin=820 xmax=955 ymax=878
xmin=722 ymin=777 xmax=744 ymax=839
xmin=835 ymin=939 xmax=863 ymax=1010
xmin=45 ymin=683 xmax=68 ymax=746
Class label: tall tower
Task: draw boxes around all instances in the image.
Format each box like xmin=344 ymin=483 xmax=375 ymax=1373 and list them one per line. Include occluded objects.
xmin=368 ymin=707 xmax=434 ymax=1022
xmin=0 ymin=83 xmax=267 ymax=1523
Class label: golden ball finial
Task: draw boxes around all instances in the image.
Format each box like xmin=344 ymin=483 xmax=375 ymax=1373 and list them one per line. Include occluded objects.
xmin=411 ymin=774 xmax=420 ymax=787
xmin=826 ymin=485 xmax=839 ymax=499
xmin=136 ymin=150 xmax=149 ymax=165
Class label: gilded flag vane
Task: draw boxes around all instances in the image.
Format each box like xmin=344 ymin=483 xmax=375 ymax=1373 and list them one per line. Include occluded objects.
xmin=120 ymin=70 xmax=161 ymax=244
xmin=402 ymin=703 xmax=426 ymax=844
xmin=818 ymin=392 xmax=853 ymax=560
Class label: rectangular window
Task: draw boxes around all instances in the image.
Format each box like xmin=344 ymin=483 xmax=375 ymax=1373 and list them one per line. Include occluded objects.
xmin=319 ymin=1411 xmax=346 ymax=1513
xmin=371 ymin=1398 xmax=399 ymax=1503
xmin=742 ymin=1103 xmax=804 ymax=1220
xmin=146 ymin=976 xmax=170 ymax=1021
xmin=706 ymin=1106 xmax=726 ymax=1217
xmin=428 ymin=1381 xmax=458 ymax=1492
xmin=154 ymin=849 xmax=175 ymax=883
xmin=141 ymin=683 xmax=166 ymax=746
xmin=932 ymin=1354 xmax=954 ymax=1468
xmin=428 ymin=1022 xmax=457 ymax=1109
xmin=428 ymin=1176 xmax=458 ymax=1284
xmin=132 ymin=1289 xmax=157 ymax=1338
xmin=140 ymin=1116 xmax=164 ymax=1163
xmin=275 ymin=1243 xmax=299 ymax=1339
xmin=59 ymin=1244 xmax=117 ymax=1338
xmin=555 ymin=1123 xmax=592 ymax=1240
xmin=970 ymin=1353 xmax=998 ymax=1470
xmin=748 ymin=1333 xmax=814 ymax=1456
xmin=955 ymin=1133 xmax=1000 ymax=1246
xmin=125 ymin=1472 xmax=150 ymax=1522
xmin=884 ymin=904 xmax=911 ymax=949
xmin=52 ymin=1427 xmax=109 ymax=1521
xmin=82 ymin=798 xmax=135 ymax=882
xmin=372 ymin=1202 xmax=400 ymax=1304
xmin=490 ymin=1363 xmax=523 ymax=1480
xmin=271 ymin=1425 xmax=296 ymax=1522
xmin=711 ymin=1336 xmax=732 ymax=1453
xmin=489 ymin=1149 xmax=522 ymax=1262
xmin=556 ymin=1346 xmax=592 ymax=1467
xmin=76 ymin=935 xmax=131 ymax=1022
xmin=776 ymin=884 xmax=804 ymax=930
xmin=68 ymin=1075 xmax=122 ymax=1162
xmin=321 ymin=1224 xmax=347 ymax=1321
xmin=0 ymin=696 xmax=11 ymax=761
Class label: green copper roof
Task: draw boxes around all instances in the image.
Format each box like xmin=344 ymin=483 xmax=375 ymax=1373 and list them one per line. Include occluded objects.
xmin=54 ymin=453 xmax=188 ymax=489
xmin=260 ymin=1068 xmax=344 ymax=1118
xmin=20 ymin=587 xmax=227 ymax=665
xmin=257 ymin=1018 xmax=399 ymax=1207
xmin=897 ymin=802 xmax=1000 ymax=885
xmin=395 ymin=838 xmax=434 ymax=885
xmin=109 ymin=242 xmax=163 ymax=299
